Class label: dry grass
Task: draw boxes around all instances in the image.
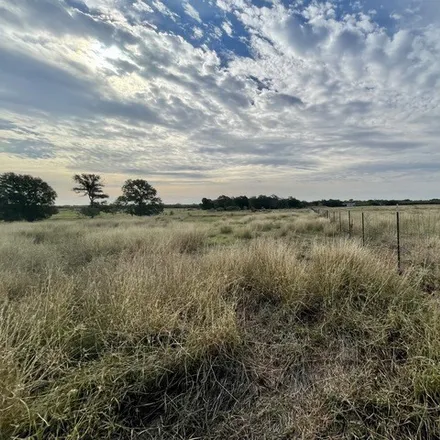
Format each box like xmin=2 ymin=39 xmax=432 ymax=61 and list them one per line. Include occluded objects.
xmin=219 ymin=225 xmax=233 ymax=234
xmin=324 ymin=207 xmax=440 ymax=278
xmin=1 ymin=211 xmax=440 ymax=439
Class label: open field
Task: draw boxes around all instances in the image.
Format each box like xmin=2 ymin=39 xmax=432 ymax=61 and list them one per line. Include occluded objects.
xmin=316 ymin=206 xmax=440 ymax=277
xmin=2 ymin=208 xmax=440 ymax=439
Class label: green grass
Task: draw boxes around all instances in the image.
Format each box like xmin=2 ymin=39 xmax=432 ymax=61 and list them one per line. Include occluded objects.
xmin=51 ymin=207 xmax=81 ymax=220
xmin=2 ymin=209 xmax=440 ymax=438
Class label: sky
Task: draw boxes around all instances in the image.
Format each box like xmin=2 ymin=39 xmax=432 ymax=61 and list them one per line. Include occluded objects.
xmin=0 ymin=0 xmax=439 ymax=204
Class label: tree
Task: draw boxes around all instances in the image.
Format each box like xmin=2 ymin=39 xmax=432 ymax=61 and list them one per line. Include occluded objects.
xmin=234 ymin=195 xmax=249 ymax=210
xmin=0 ymin=172 xmax=57 ymax=222
xmin=117 ymin=179 xmax=164 ymax=216
xmin=201 ymin=198 xmax=214 ymax=210
xmin=287 ymin=197 xmax=304 ymax=209
xmin=216 ymin=195 xmax=233 ymax=210
xmin=72 ymin=174 xmax=109 ymax=207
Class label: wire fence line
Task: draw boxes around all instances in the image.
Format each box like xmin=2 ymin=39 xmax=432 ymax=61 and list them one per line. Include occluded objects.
xmin=314 ymin=207 xmax=440 ymax=273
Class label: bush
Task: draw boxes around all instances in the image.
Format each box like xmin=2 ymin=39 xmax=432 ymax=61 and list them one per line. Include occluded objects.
xmin=79 ymin=206 xmax=101 ymax=218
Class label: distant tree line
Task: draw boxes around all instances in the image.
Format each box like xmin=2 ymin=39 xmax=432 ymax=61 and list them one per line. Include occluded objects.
xmin=352 ymin=199 xmax=440 ymax=206
xmin=199 ymin=195 xmax=354 ymax=210
xmin=0 ymin=172 xmax=164 ymax=222
xmin=200 ymin=195 xmax=440 ymax=211
xmin=2 ymin=171 xmax=439 ymax=222
xmin=164 ymin=203 xmax=200 ymax=209
xmin=201 ymin=195 xmax=307 ymax=211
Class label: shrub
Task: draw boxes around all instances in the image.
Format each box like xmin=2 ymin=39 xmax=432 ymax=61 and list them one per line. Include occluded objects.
xmin=79 ymin=205 xmax=101 ymax=218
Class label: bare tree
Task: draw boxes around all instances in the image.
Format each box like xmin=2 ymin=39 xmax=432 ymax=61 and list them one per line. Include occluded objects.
xmin=72 ymin=174 xmax=109 ymax=207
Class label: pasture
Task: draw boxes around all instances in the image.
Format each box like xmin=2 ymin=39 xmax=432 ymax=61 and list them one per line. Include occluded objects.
xmin=1 ymin=207 xmax=440 ymax=439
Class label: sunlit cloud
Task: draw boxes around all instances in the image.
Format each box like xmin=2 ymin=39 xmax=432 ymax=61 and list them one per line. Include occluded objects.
xmin=0 ymin=0 xmax=439 ymax=203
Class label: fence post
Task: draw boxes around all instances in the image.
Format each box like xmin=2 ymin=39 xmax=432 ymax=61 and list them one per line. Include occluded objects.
xmin=397 ymin=211 xmax=401 ymax=274
xmin=348 ymin=211 xmax=351 ymax=238
xmin=339 ymin=211 xmax=342 ymax=233
xmin=362 ymin=212 xmax=365 ymax=246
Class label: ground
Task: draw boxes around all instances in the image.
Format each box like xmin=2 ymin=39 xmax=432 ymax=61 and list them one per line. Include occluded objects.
xmin=1 ymin=207 xmax=440 ymax=439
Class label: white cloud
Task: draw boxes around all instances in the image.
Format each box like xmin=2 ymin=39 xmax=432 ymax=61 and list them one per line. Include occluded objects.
xmin=211 ymin=26 xmax=223 ymax=39
xmin=132 ymin=1 xmax=153 ymax=13
xmin=222 ymin=21 xmax=233 ymax=36
xmin=183 ymin=1 xmax=202 ymax=23
xmin=151 ymin=0 xmax=178 ymax=21
xmin=0 ymin=0 xmax=439 ymax=203
xmin=192 ymin=26 xmax=204 ymax=39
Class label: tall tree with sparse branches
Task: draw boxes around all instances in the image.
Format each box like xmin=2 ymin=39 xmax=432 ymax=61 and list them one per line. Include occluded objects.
xmin=72 ymin=174 xmax=109 ymax=207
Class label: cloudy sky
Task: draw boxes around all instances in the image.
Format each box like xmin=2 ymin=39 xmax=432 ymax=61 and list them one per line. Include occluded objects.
xmin=0 ymin=0 xmax=439 ymax=204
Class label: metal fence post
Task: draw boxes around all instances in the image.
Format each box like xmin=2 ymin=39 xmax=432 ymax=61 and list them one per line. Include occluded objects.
xmin=339 ymin=211 xmax=342 ymax=233
xmin=348 ymin=211 xmax=351 ymax=238
xmin=397 ymin=211 xmax=401 ymax=274
xmin=362 ymin=212 xmax=365 ymax=246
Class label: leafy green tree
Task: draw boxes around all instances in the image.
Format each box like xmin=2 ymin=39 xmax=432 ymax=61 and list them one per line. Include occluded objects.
xmin=72 ymin=174 xmax=109 ymax=206
xmin=287 ymin=197 xmax=304 ymax=209
xmin=0 ymin=172 xmax=57 ymax=222
xmin=201 ymin=198 xmax=214 ymax=210
xmin=216 ymin=195 xmax=233 ymax=210
xmin=234 ymin=195 xmax=249 ymax=210
xmin=117 ymin=179 xmax=164 ymax=216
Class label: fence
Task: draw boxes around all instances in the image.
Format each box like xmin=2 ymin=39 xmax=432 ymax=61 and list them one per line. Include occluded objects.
xmin=314 ymin=207 xmax=440 ymax=274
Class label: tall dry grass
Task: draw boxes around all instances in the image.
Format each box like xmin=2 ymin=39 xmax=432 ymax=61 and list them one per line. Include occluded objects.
xmin=1 ymin=215 xmax=440 ymax=438
xmin=325 ymin=207 xmax=440 ymax=278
